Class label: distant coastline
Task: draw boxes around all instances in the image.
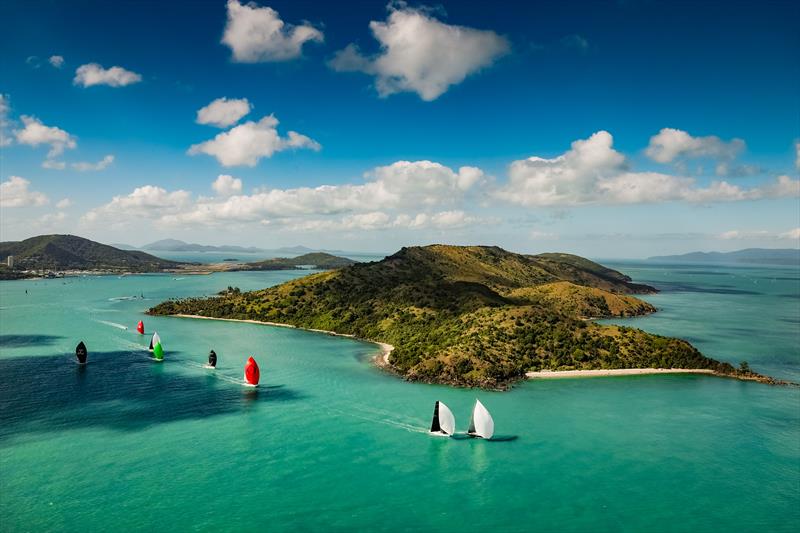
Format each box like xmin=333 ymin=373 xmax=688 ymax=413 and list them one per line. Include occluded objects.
xmin=527 ymin=368 xmax=716 ymax=379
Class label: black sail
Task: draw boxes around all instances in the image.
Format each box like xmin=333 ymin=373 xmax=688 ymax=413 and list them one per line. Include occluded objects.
xmin=430 ymin=401 xmax=441 ymax=433
xmin=75 ymin=341 xmax=88 ymax=364
xmin=208 ymin=350 xmax=217 ymax=368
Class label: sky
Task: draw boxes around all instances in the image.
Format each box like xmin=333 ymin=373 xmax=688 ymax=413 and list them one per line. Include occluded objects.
xmin=0 ymin=0 xmax=798 ymax=258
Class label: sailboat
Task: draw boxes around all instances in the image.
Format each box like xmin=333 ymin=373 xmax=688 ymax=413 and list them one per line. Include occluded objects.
xmin=75 ymin=341 xmax=88 ymax=365
xmin=207 ymin=350 xmax=217 ymax=368
xmin=429 ymin=401 xmax=456 ymax=436
xmin=152 ymin=337 xmax=164 ymax=362
xmin=136 ymin=320 xmax=145 ymax=335
xmin=467 ymin=399 xmax=494 ymax=440
xmin=244 ymin=356 xmax=260 ymax=386
xmin=148 ymin=332 xmax=161 ymax=352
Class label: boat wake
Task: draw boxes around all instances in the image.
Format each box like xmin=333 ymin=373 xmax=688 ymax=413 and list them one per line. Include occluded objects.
xmin=95 ymin=319 xmax=129 ymax=330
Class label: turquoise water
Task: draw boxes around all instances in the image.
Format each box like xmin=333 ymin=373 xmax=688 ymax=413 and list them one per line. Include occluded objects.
xmin=1 ymin=263 xmax=798 ymax=532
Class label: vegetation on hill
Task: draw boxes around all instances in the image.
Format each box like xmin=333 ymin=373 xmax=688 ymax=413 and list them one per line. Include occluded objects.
xmin=0 ymin=235 xmax=183 ymax=273
xmin=150 ymin=245 xmax=749 ymax=388
xmin=233 ymin=252 xmax=357 ymax=271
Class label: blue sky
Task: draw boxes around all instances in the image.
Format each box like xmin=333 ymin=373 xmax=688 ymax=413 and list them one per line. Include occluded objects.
xmin=1 ymin=0 xmax=798 ymax=257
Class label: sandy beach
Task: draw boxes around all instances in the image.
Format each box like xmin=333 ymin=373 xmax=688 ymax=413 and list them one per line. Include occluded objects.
xmin=171 ymin=314 xmax=395 ymax=364
xmin=526 ymin=368 xmax=717 ymax=379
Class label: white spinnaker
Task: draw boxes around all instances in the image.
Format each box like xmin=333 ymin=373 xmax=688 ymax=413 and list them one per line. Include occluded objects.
xmin=438 ymin=402 xmax=456 ymax=435
xmin=469 ymin=399 xmax=494 ymax=439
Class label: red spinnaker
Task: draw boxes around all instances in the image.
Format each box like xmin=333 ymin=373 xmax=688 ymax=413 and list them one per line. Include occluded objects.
xmin=136 ymin=320 xmax=144 ymax=334
xmin=244 ymin=356 xmax=260 ymax=385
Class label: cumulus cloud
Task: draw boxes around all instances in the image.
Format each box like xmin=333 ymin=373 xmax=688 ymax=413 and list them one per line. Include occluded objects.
xmin=197 ymin=97 xmax=252 ymax=128
xmin=49 ymin=55 xmax=64 ymax=68
xmin=0 ymin=176 xmax=49 ymax=207
xmin=222 ymin=0 xmax=323 ymax=62
xmin=72 ymin=154 xmax=115 ymax=172
xmin=88 ymin=159 xmax=485 ymax=229
xmin=780 ymin=227 xmax=800 ymax=240
xmin=645 ymin=128 xmax=745 ymax=174
xmin=83 ymin=185 xmax=191 ymax=223
xmin=212 ymin=174 xmax=243 ymax=196
xmin=42 ymin=159 xmax=66 ymax=170
xmin=73 ymin=63 xmax=142 ymax=87
xmin=329 ymin=4 xmax=510 ymax=101
xmin=56 ymin=198 xmax=72 ymax=209
xmin=14 ymin=115 xmax=77 ymax=158
xmin=495 ymin=131 xmax=799 ymax=207
xmin=288 ymin=210 xmax=487 ymax=232
xmin=188 ymin=115 xmax=320 ymax=167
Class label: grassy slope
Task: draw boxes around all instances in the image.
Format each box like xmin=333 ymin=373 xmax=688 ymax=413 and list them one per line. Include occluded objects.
xmin=235 ymin=252 xmax=357 ymax=271
xmin=0 ymin=234 xmax=182 ymax=272
xmin=150 ymin=245 xmax=737 ymax=388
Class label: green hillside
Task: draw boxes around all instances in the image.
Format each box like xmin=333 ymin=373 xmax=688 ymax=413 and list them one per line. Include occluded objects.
xmin=234 ymin=252 xmax=357 ymax=271
xmin=0 ymin=234 xmax=183 ymax=273
xmin=150 ymin=245 xmax=740 ymax=388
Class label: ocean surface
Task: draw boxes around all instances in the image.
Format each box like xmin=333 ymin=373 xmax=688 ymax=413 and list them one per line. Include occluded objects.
xmin=1 ymin=262 xmax=798 ymax=532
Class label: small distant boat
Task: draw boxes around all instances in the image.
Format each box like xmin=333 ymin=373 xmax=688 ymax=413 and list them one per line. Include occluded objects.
xmin=136 ymin=320 xmax=145 ymax=335
xmin=152 ymin=340 xmax=164 ymax=361
xmin=467 ymin=399 xmax=494 ymax=440
xmin=75 ymin=341 xmax=88 ymax=365
xmin=208 ymin=350 xmax=217 ymax=368
xmin=244 ymin=356 xmax=260 ymax=386
xmin=148 ymin=332 xmax=161 ymax=351
xmin=429 ymin=401 xmax=456 ymax=436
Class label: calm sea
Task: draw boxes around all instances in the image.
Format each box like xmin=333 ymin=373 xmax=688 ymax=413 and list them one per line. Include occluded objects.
xmin=1 ymin=262 xmax=798 ymax=532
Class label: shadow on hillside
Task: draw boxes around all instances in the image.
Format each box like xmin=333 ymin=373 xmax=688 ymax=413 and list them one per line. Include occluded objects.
xmin=0 ymin=350 xmax=304 ymax=441
xmin=0 ymin=334 xmax=64 ymax=347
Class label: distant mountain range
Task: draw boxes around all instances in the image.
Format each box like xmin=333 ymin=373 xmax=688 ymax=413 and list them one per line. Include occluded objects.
xmin=0 ymin=235 xmax=183 ymax=274
xmin=648 ymin=248 xmax=800 ymax=266
xmin=142 ymin=239 xmax=266 ymax=253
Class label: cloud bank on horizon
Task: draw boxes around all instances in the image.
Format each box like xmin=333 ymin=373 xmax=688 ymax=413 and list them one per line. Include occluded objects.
xmin=0 ymin=0 xmax=798 ymax=256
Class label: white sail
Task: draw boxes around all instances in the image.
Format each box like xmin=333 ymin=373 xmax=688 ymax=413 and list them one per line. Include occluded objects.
xmin=150 ymin=332 xmax=161 ymax=350
xmin=468 ymin=399 xmax=494 ymax=439
xmin=429 ymin=401 xmax=456 ymax=436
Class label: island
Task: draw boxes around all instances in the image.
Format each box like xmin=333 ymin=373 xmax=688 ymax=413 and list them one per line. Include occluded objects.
xmin=648 ymin=248 xmax=800 ymax=266
xmin=0 ymin=235 xmax=356 ymax=279
xmin=149 ymin=244 xmax=781 ymax=389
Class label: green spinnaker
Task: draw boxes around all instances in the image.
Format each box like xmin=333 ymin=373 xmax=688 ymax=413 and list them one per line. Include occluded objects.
xmin=153 ymin=342 xmax=164 ymax=360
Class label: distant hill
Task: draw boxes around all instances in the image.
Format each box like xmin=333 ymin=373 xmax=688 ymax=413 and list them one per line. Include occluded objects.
xmin=142 ymin=239 xmax=266 ymax=254
xmin=648 ymin=248 xmax=800 ymax=266
xmin=110 ymin=243 xmax=139 ymax=251
xmin=151 ymin=244 xmax=746 ymax=389
xmin=234 ymin=252 xmax=357 ymax=271
xmin=0 ymin=235 xmax=183 ymax=273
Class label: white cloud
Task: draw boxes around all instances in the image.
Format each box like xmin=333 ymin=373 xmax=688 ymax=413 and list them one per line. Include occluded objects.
xmin=329 ymin=4 xmax=510 ymax=101
xmin=188 ymin=115 xmax=320 ymax=167
xmin=495 ymin=131 xmax=799 ymax=207
xmin=71 ymin=155 xmax=115 ymax=171
xmin=221 ymin=0 xmax=323 ymax=62
xmin=0 ymin=176 xmax=49 ymax=207
xmin=56 ymin=198 xmax=72 ymax=209
xmin=83 ymin=185 xmax=191 ymax=224
xmin=196 ymin=97 xmax=252 ymax=128
xmin=49 ymin=55 xmax=64 ymax=68
xmin=14 ymin=115 xmax=77 ymax=158
xmin=645 ymin=128 xmax=745 ymax=168
xmin=780 ymin=227 xmax=800 ymax=240
xmin=73 ymin=63 xmax=142 ymax=87
xmin=212 ymin=174 xmax=243 ymax=196
xmin=721 ymin=228 xmax=800 ymax=241
xmin=289 ymin=210 xmax=487 ymax=232
xmin=42 ymin=159 xmax=66 ymax=170
xmin=89 ymin=159 xmax=484 ymax=228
